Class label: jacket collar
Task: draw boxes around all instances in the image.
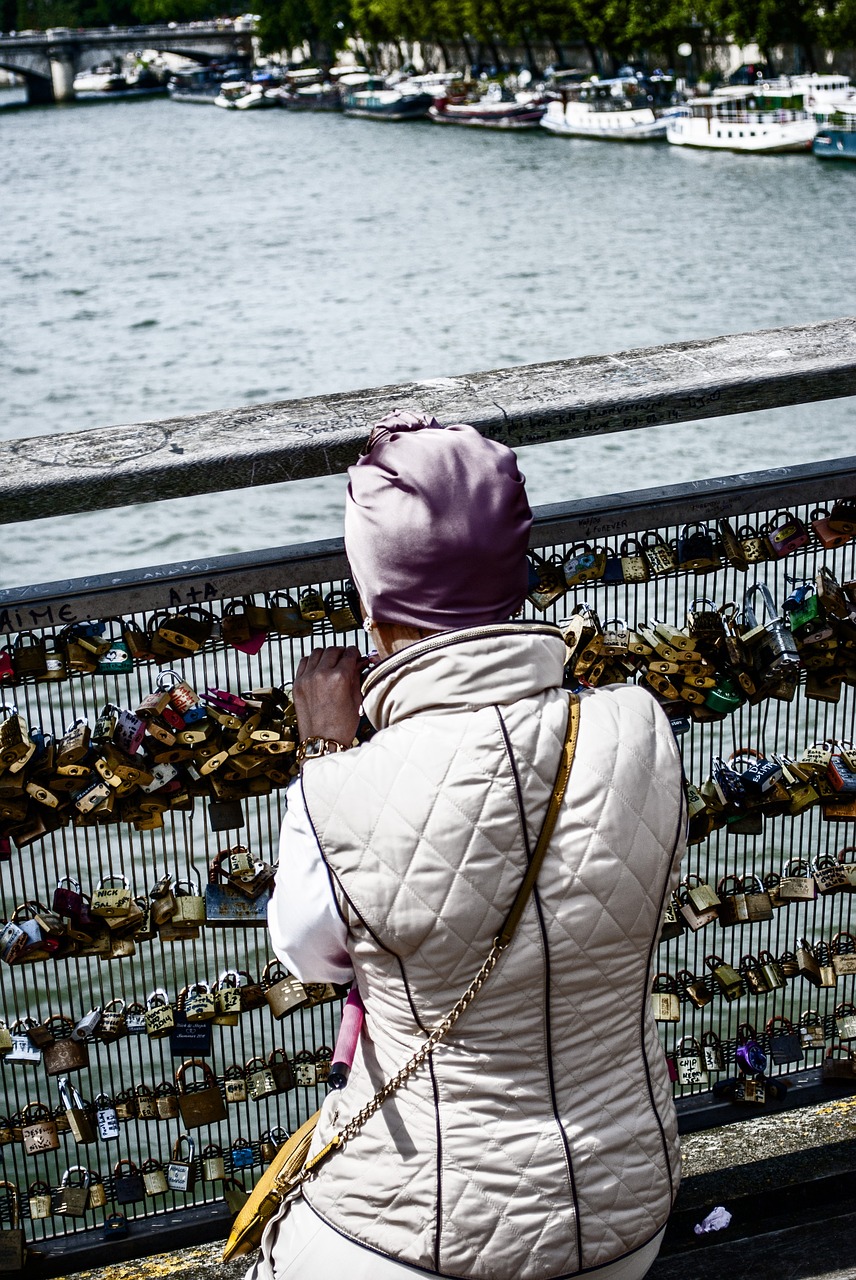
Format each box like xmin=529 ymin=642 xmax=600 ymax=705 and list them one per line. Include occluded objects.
xmin=361 ymin=623 xmax=566 ymax=730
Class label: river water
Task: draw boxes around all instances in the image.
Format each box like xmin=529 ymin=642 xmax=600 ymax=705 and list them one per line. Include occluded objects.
xmin=1 ymin=90 xmax=854 ymax=590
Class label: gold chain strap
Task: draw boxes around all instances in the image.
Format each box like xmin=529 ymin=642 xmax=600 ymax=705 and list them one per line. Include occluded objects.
xmin=278 ymin=694 xmax=580 ymax=1197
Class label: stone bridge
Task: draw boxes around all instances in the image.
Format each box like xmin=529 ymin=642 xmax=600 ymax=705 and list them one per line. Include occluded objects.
xmin=0 ymin=21 xmax=255 ymax=103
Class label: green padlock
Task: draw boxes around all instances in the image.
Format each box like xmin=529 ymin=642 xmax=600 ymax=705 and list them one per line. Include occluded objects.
xmin=704 ymin=676 xmax=744 ymax=714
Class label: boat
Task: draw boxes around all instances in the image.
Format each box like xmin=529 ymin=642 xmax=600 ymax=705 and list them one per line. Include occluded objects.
xmin=214 ymin=79 xmax=280 ymax=110
xmin=429 ymin=82 xmax=546 ymax=129
xmin=541 ymin=77 xmax=669 ymax=141
xmin=667 ymin=88 xmax=817 ymax=152
xmin=285 ymin=81 xmax=342 ymax=111
xmin=342 ymin=78 xmax=433 ymax=121
xmin=169 ymin=64 xmax=243 ymax=104
xmin=791 ymin=73 xmax=856 ymax=114
xmin=72 ymin=66 xmax=127 ymax=94
xmin=813 ymin=116 xmax=856 ymax=160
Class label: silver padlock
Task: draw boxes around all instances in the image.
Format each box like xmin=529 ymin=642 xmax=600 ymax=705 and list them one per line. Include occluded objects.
xmin=95 ymin=1095 xmax=120 ymax=1141
xmin=167 ymin=1134 xmax=196 ymax=1193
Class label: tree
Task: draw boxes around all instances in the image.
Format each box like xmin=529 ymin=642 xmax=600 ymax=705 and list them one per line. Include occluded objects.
xmin=257 ymin=0 xmax=354 ymax=61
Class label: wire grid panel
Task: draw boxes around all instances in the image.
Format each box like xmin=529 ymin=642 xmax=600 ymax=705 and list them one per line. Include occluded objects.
xmin=0 ymin=484 xmax=854 ymax=1240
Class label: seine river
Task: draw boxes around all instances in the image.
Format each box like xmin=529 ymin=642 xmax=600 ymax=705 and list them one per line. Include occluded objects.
xmin=1 ymin=90 xmax=854 ymax=589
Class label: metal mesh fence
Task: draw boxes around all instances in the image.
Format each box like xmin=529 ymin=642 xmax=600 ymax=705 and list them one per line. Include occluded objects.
xmin=0 ymin=460 xmax=855 ymax=1239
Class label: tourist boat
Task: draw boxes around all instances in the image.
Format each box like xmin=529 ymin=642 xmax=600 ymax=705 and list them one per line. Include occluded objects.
xmin=666 ymin=88 xmax=817 ymax=152
xmin=285 ymin=81 xmax=342 ymax=111
xmin=72 ymin=66 xmax=127 ymax=93
xmin=813 ymin=117 xmax=856 ymax=160
xmin=429 ymin=83 xmax=546 ymax=129
xmin=342 ymin=79 xmax=433 ymax=121
xmin=791 ymin=73 xmax=856 ymax=114
xmin=169 ymin=65 xmax=238 ymax=104
xmin=541 ymin=77 xmax=670 ymax=141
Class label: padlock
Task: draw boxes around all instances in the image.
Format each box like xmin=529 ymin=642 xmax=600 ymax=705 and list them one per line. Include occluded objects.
xmin=172 ymin=876 xmax=206 ymax=925
xmin=811 ymin=506 xmax=854 ymax=549
xmin=743 ymin=875 xmax=774 ymax=923
xmin=224 ymin=1064 xmax=248 ymax=1105
xmin=229 ymin=858 xmax=276 ymax=901
xmin=145 ymin=989 xmax=175 ymax=1039
xmin=835 ymin=1002 xmax=856 ymax=1040
xmin=658 ymin=893 xmax=684 ymax=944
xmin=742 ymin=583 xmax=800 ymax=683
xmin=148 ymin=874 xmax=177 ymax=927
xmin=766 ymin=1016 xmax=804 ymax=1065
xmin=832 ymin=931 xmax=856 ymax=976
xmin=640 ymin=531 xmax=677 ymax=576
xmin=264 ymin=591 xmax=315 ymax=641
xmin=205 ymin=851 xmax=271 ymax=927
xmin=52 ymin=876 xmax=85 ymax=918
xmin=259 ymin=1131 xmax=277 ymax=1164
xmin=778 ymin=858 xmax=818 ymax=902
xmin=796 ymin=938 xmax=823 ymax=986
xmin=705 ymin=954 xmax=744 ymax=1001
xmin=155 ymin=1081 xmax=180 ymax=1121
xmin=184 ymin=982 xmax=216 ymax=1023
xmin=230 ymin=1137 xmax=255 ymax=1170
xmin=739 ymin=953 xmax=769 ymax=995
xmin=813 ymin=853 xmax=850 ymax=896
xmin=176 ymin=1060 xmax=226 ymax=1129
xmin=91 ymin=873 xmax=132 ymax=919
xmin=149 ymin=607 xmax=214 ymax=658
xmin=701 ymin=1031 xmax=725 ymax=1073
xmin=324 ymin=589 xmax=361 ymax=633
xmin=28 ymin=1181 xmax=52 ymax=1221
xmin=823 ymin=1046 xmax=856 ymax=1081
xmin=135 ymin=1085 xmax=157 ymax=1121
xmin=763 ymin=509 xmax=809 ymax=557
xmin=293 ymin=1050 xmax=317 ymax=1086
xmin=114 ymin=708 xmax=146 ymax=756
xmin=716 ymin=875 xmax=750 ymax=927
xmin=526 ymin=554 xmax=567 ymax=610
xmin=800 ymin=1010 xmax=827 ymax=1050
xmin=0 ymin=921 xmax=28 ymax=966
xmin=58 ymin=1078 xmax=96 ymax=1144
xmin=562 ymin=544 xmax=607 ymax=588
xmin=103 ymin=1212 xmax=129 ymax=1240
xmin=0 ymin=1025 xmax=10 ymax=1060
xmin=675 ymin=1037 xmax=708 ymax=1086
xmin=263 ymin=960 xmax=308 ymax=1019
xmin=220 ymin=601 xmax=267 ymax=656
xmin=208 ymin=798 xmax=245 ymax=832
xmin=95 ymin=1095 xmax=120 ymax=1141
xmin=735 ymin=1024 xmax=767 ymax=1076
xmin=114 ymin=1090 xmax=137 ymax=1123
xmin=42 ymin=1017 xmax=89 ymax=1076
xmin=98 ymin=999 xmax=128 ymax=1044
xmin=53 ymin=1166 xmax=91 ymax=1218
xmin=125 ymin=1002 xmax=147 ymax=1035
xmin=758 ymin=950 xmax=786 ymax=991
xmin=269 ymin=1048 xmax=296 ymax=1092
xmin=169 ymin=1012 xmax=212 ymax=1056
xmin=817 ymin=941 xmax=838 ymax=988
xmin=142 ymin=1158 xmax=169 ymax=1197
xmin=0 ymin=706 xmax=33 ymax=771
xmin=167 ymin=1134 xmax=197 ymax=1193
xmin=675 ymin=969 xmax=712 ymax=1009
xmin=314 ymin=1046 xmax=333 ymax=1084
xmin=676 ymin=523 xmax=719 ymax=572
xmin=21 ymin=1103 xmax=60 ymax=1156
xmin=0 ymin=1119 xmax=12 ymax=1146
xmin=733 ymin=1077 xmax=766 ymax=1104
xmin=202 ymin=1144 xmax=226 ymax=1182
xmin=678 ymin=875 xmax=719 ymax=930
xmin=96 ymin=625 xmax=134 ymax=674
xmin=246 ymin=1056 xmax=278 ymax=1101
xmin=12 ymin=632 xmax=48 ymax=678
xmin=113 ymin=1160 xmax=145 ymax=1205
xmin=298 ymin=588 xmax=326 ymax=623
xmin=828 ymin=749 xmax=856 ymax=793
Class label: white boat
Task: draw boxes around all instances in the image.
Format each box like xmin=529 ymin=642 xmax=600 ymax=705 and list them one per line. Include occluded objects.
xmin=791 ymin=73 xmax=856 ymax=114
xmin=667 ymin=89 xmax=817 ymax=153
xmin=541 ymin=77 xmax=669 ymax=141
xmin=72 ymin=67 xmax=127 ymax=93
xmin=214 ymin=80 xmax=279 ymax=110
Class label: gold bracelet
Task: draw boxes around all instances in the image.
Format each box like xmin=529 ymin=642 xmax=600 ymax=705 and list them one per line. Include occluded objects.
xmin=296 ymin=737 xmax=351 ymax=768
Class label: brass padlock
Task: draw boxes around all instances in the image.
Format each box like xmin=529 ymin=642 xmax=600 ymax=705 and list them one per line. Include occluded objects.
xmin=135 ymin=1085 xmax=157 ymax=1121
xmin=12 ymin=632 xmax=48 ymax=678
xmin=758 ymin=949 xmax=786 ymax=991
xmin=269 ymin=1048 xmax=296 ymax=1092
xmin=796 ymin=938 xmax=823 ymax=986
xmin=675 ymin=969 xmax=712 ymax=1009
xmin=53 ymin=1169 xmax=90 ymax=1218
xmin=526 ymin=554 xmax=567 ymax=610
xmin=246 ymin=1056 xmax=277 ymax=1101
xmin=98 ymin=999 xmax=127 ymax=1045
xmin=141 ymin=1158 xmax=168 ymax=1197
xmin=184 ymin=982 xmax=216 ymax=1023
xmin=832 ymin=931 xmax=856 ymax=976
xmin=716 ymin=875 xmax=750 ymax=927
xmin=324 ymin=590 xmax=360 ymax=633
xmin=778 ymin=858 xmax=817 ymax=902
xmin=42 ymin=1017 xmax=89 ymax=1077
xmin=172 ymin=876 xmax=205 ymax=925
xmin=835 ymin=1002 xmax=856 ymax=1040
xmin=145 ymin=989 xmax=175 ymax=1040
xmin=58 ymin=1078 xmax=96 ymax=1145
xmin=293 ymin=1050 xmax=317 ymax=1087
xmin=817 ymin=940 xmax=838 ymax=988
xmin=298 ymin=589 xmax=326 ymax=623
xmin=21 ymin=1102 xmax=60 ymax=1156
xmin=641 ymin=531 xmax=677 ymax=576
xmin=0 ymin=1181 xmax=25 ymax=1270
xmin=739 ymin=953 xmax=769 ymax=995
xmin=678 ymin=874 xmax=719 ymax=930
xmin=27 ymin=1181 xmax=52 ymax=1221
xmin=212 ymin=972 xmax=241 ymax=1026
xmin=223 ymin=1064 xmax=248 ymax=1105
xmin=314 ymin=1046 xmax=333 ymax=1084
xmin=705 ymin=953 xmax=744 ymax=1001
xmin=91 ymin=874 xmax=132 ymax=919
xmin=800 ymin=1010 xmax=826 ymax=1050
xmin=650 ymin=973 xmax=681 ymax=1022
xmin=675 ymin=1036 xmax=708 ymax=1086
xmin=176 ymin=1060 xmax=226 ymax=1129
xmin=114 ymin=1090 xmax=137 ymax=1123
xmin=266 ymin=592 xmax=313 ymax=638
xmin=263 ymin=961 xmax=308 ymax=1020
xmin=202 ymin=1144 xmax=225 ymax=1182
xmin=155 ymin=1082 xmax=180 ymax=1121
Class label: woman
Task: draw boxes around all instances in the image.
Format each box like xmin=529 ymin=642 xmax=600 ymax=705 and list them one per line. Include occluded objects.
xmin=258 ymin=411 xmax=686 ymax=1280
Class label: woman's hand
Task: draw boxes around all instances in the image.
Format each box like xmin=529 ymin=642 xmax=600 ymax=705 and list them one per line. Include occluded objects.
xmin=293 ymin=646 xmax=363 ymax=745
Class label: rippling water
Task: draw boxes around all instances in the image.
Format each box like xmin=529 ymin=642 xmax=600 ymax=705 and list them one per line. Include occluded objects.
xmin=1 ymin=90 xmax=855 ymax=589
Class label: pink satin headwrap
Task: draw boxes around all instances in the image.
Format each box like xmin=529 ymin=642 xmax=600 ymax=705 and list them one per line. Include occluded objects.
xmin=345 ymin=410 xmax=532 ymax=631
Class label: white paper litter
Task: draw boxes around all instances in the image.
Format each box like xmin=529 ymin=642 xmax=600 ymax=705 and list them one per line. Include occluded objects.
xmin=694 ymin=1206 xmax=733 ymax=1235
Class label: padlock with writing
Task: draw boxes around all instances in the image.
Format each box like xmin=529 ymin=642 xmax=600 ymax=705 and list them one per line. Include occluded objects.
xmin=246 ymin=1057 xmax=277 ymax=1101
xmin=212 ymin=972 xmax=242 ymax=1026
xmin=125 ymin=1002 xmax=147 ymax=1035
xmin=832 ymin=931 xmax=856 ymax=976
xmin=27 ymin=1181 xmax=52 ymax=1221
xmin=145 ymin=989 xmax=175 ymax=1039
xmin=167 ymin=1135 xmax=197 ymax=1193
xmin=21 ymin=1103 xmax=59 ymax=1156
xmin=835 ymin=1002 xmax=856 ymax=1040
xmin=263 ymin=961 xmax=308 ymax=1020
xmin=184 ymin=982 xmax=216 ymax=1024
xmin=53 ymin=1167 xmax=91 ymax=1218
xmin=314 ymin=1046 xmax=333 ymax=1084
xmin=640 ymin=531 xmax=677 ymax=576
xmin=95 ymin=1095 xmax=119 ymax=1141
xmin=135 ymin=1085 xmax=157 ymax=1121
xmin=812 ymin=853 xmax=850 ymax=896
xmin=224 ymin=1064 xmax=248 ymax=1105
xmin=778 ymin=858 xmax=817 ymax=902
xmin=800 ymin=1009 xmax=827 ymax=1049
xmin=155 ymin=1081 xmax=180 ymax=1121
xmin=43 ymin=1016 xmax=89 ymax=1076
xmin=91 ymin=873 xmax=132 ymax=919
xmin=701 ymin=1031 xmax=725 ymax=1072
xmin=675 ymin=1036 xmax=708 ymax=1086
xmin=764 ymin=509 xmax=809 ymax=557
xmin=293 ymin=1050 xmax=317 ymax=1086
xmin=298 ymin=588 xmax=326 ymax=623
xmin=651 ymin=973 xmax=681 ymax=1022
xmin=141 ymin=1158 xmax=168 ymax=1197
xmin=99 ymin=999 xmax=127 ymax=1044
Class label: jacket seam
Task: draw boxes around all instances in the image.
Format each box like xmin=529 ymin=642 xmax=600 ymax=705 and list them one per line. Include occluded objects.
xmin=638 ymin=772 xmax=688 ymax=1207
xmin=299 ymin=774 xmax=350 ymax=930
xmin=301 ymin=1192 xmax=667 ymax=1278
xmin=495 ymin=703 xmax=583 ymax=1270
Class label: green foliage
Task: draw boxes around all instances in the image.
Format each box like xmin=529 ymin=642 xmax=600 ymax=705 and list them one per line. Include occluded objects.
xmin=257 ymin=0 xmax=353 ymax=57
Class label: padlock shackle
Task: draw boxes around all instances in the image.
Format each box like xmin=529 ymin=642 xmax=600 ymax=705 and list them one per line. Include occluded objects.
xmin=765 ymin=1015 xmax=795 ymax=1033
xmin=63 ymin=1166 xmax=91 ymax=1187
xmin=743 ymin=581 xmax=779 ymax=628
xmin=175 ymin=1058 xmax=217 ymax=1091
xmin=172 ymin=1134 xmax=195 ymax=1161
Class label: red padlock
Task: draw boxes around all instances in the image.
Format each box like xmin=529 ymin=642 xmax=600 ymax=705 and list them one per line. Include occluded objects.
xmin=764 ymin=510 xmax=809 ymax=558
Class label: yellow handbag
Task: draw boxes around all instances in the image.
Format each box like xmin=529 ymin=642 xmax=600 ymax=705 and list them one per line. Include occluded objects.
xmin=224 ymin=694 xmax=580 ymax=1262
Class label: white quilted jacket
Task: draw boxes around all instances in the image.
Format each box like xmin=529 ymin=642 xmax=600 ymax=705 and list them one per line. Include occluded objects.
xmin=300 ymin=623 xmax=686 ymax=1279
